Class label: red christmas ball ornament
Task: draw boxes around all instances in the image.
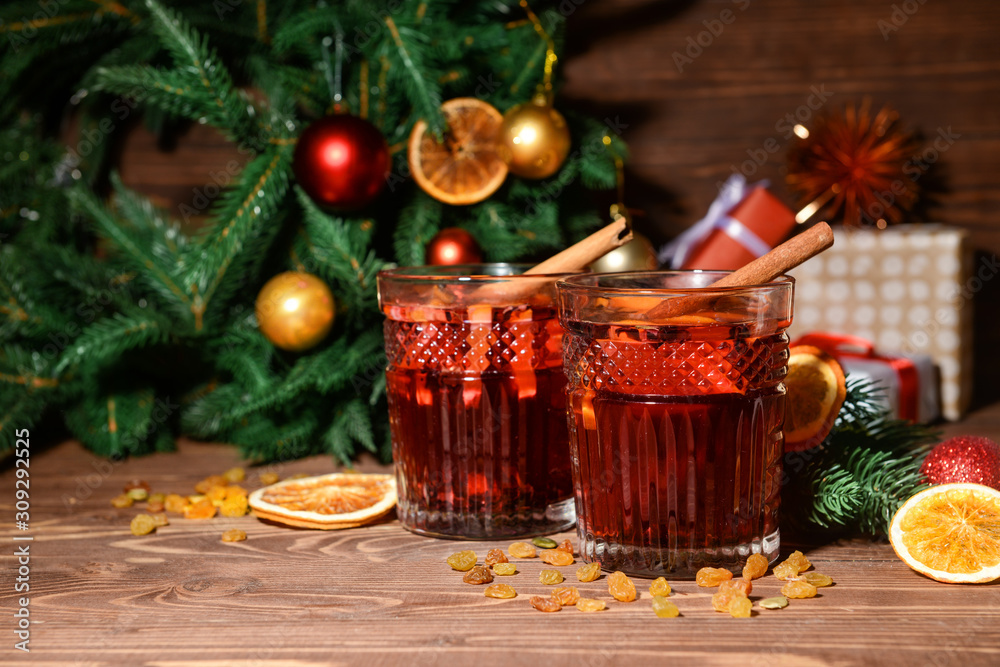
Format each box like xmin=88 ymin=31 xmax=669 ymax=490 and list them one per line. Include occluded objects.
xmin=292 ymin=114 xmax=390 ymax=210
xmin=920 ymin=436 xmax=1000 ymax=490
xmin=425 ymin=228 xmax=483 ymax=265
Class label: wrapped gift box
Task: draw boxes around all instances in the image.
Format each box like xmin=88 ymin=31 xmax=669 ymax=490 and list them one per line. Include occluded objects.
xmin=788 ymin=224 xmax=973 ymax=420
xmin=792 ymin=333 xmax=940 ymax=423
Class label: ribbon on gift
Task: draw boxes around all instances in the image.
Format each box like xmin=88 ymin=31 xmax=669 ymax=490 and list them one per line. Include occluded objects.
xmin=658 ymin=174 xmax=773 ymax=268
xmin=791 ymin=332 xmax=920 ymax=422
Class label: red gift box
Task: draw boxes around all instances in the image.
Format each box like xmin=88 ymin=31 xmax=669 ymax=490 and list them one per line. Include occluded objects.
xmin=680 ymin=188 xmax=797 ymax=270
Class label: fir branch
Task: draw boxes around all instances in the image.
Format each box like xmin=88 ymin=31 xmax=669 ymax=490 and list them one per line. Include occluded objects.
xmin=325 ymin=399 xmax=377 ymax=463
xmin=53 ymin=312 xmax=167 ymax=376
xmin=382 ymin=16 xmax=443 ymax=135
xmin=393 ymin=193 xmax=442 ymax=266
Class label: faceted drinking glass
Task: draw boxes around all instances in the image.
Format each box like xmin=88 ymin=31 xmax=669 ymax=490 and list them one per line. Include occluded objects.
xmin=378 ymin=264 xmax=576 ymax=539
xmin=556 ymin=271 xmax=793 ymax=576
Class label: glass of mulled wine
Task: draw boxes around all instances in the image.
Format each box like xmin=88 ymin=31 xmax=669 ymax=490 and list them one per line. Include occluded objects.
xmin=556 ymin=271 xmax=793 ymax=577
xmin=377 ymin=265 xmax=576 ymax=539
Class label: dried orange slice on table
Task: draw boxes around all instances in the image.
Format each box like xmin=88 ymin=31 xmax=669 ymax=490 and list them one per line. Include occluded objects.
xmin=783 ymin=345 xmax=847 ymax=452
xmin=249 ymin=473 xmax=396 ymax=530
xmin=889 ymin=483 xmax=1000 ymax=584
xmin=408 ymin=97 xmax=508 ymax=205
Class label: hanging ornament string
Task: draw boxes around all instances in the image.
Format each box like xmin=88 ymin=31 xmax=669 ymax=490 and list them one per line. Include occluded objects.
xmin=519 ymin=0 xmax=557 ymax=104
xmin=320 ymin=23 xmax=346 ymax=114
xmin=256 ymin=0 xmax=269 ymax=44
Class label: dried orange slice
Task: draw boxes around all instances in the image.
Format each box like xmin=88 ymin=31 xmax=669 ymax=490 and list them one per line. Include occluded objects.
xmin=248 ymin=473 xmax=396 ymax=530
xmin=889 ymin=483 xmax=1000 ymax=584
xmin=408 ymin=98 xmax=508 ymax=205
xmin=783 ymin=345 xmax=847 ymax=452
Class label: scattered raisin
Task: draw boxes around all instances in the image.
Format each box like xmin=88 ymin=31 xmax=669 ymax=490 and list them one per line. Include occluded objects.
xmin=801 ymin=572 xmax=833 ymax=588
xmin=608 ymin=571 xmax=636 ymax=602
xmin=711 ymin=585 xmax=747 ymax=613
xmin=557 ymin=539 xmax=574 ymax=554
xmin=508 ymin=542 xmax=537 ymax=559
xmin=485 ymin=548 xmax=508 ymax=567
xmin=183 ymin=500 xmax=217 ymax=520
xmin=146 ymin=501 xmax=165 ymax=513
xmin=221 ymin=529 xmax=247 ymax=542
xmin=463 ymin=566 xmax=494 ymax=585
xmin=532 ymin=537 xmax=558 ymax=549
xmin=484 ymin=584 xmax=516 ymax=599
xmin=223 ymin=467 xmax=246 ymax=483
xmin=540 ymin=549 xmax=574 ymax=566
xmin=149 ymin=513 xmax=169 ymax=527
xmin=447 ymin=550 xmax=477 ymax=572
xmin=696 ymin=567 xmax=733 ymax=587
xmin=259 ymin=472 xmax=280 ymax=486
xmin=147 ymin=492 xmax=166 ymax=505
xmin=492 ymin=563 xmax=517 ymax=576
xmin=551 ymin=586 xmax=580 ymax=606
xmin=576 ymin=598 xmax=606 ymax=613
xmin=126 ymin=488 xmax=149 ymax=502
xmin=164 ymin=493 xmax=188 ymax=514
xmin=782 ymin=580 xmax=818 ymax=599
xmin=729 ymin=597 xmax=752 ymax=618
xmin=649 ymin=577 xmax=671 ymax=597
xmin=130 ymin=514 xmax=156 ymax=536
xmin=539 ymin=569 xmax=564 ymax=585
xmin=207 ymin=485 xmax=229 ymax=504
xmin=719 ymin=577 xmax=752 ymax=597
xmin=576 ymin=562 xmax=601 ymax=582
xmin=195 ymin=475 xmax=228 ymax=494
xmin=111 ymin=494 xmax=134 ymax=509
xmin=742 ymin=553 xmax=769 ymax=580
xmin=123 ymin=480 xmax=151 ymax=494
xmin=774 ymin=550 xmax=812 ymax=580
xmin=530 ymin=596 xmax=561 ymax=612
xmin=219 ymin=494 xmax=249 ymax=518
xmin=651 ymin=595 xmax=680 ymax=618
xmin=759 ymin=596 xmax=788 ymax=609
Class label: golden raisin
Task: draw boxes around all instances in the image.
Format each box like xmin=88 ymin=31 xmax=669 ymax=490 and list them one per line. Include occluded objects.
xmin=446 ymin=550 xmax=477 ymax=572
xmin=111 ymin=494 xmax=134 ymax=509
xmin=539 ymin=549 xmax=574 ymax=566
xmin=195 ymin=475 xmax=228 ymax=494
xmin=492 ymin=563 xmax=517 ymax=576
xmin=608 ymin=571 xmax=636 ymax=602
xmin=696 ymin=567 xmax=733 ymax=587
xmin=508 ymin=542 xmax=537 ymax=559
xmin=539 ymin=569 xmax=564 ymax=585
xmin=207 ymin=485 xmax=230 ymax=504
xmin=164 ymin=493 xmax=188 ymax=514
xmin=259 ymin=472 xmax=280 ymax=486
xmin=729 ymin=596 xmax=752 ymax=618
xmin=801 ymin=572 xmax=834 ymax=588
xmin=712 ymin=585 xmax=748 ymax=613
xmin=551 ymin=586 xmax=580 ymax=606
xmin=225 ymin=485 xmax=248 ymax=498
xmin=557 ymin=539 xmax=574 ymax=554
xmin=576 ymin=562 xmax=601 ymax=582
xmin=183 ymin=500 xmax=217 ymax=520
xmin=219 ymin=494 xmax=249 ymax=518
xmin=530 ymin=596 xmax=561 ymax=612
xmin=463 ymin=566 xmax=494 ymax=585
xmin=484 ymin=583 xmax=516 ymax=599
xmin=782 ymin=580 xmax=818 ymax=599
xmin=149 ymin=513 xmax=169 ymax=527
xmin=223 ymin=467 xmax=246 ymax=483
xmin=786 ymin=550 xmax=811 ymax=571
xmin=147 ymin=492 xmax=166 ymax=505
xmin=743 ymin=553 xmax=769 ymax=580
xmin=719 ymin=577 xmax=752 ymax=597
xmin=221 ymin=529 xmax=247 ymax=542
xmin=649 ymin=577 xmax=671 ymax=597
xmin=485 ymin=548 xmax=508 ymax=567
xmin=651 ymin=595 xmax=679 ymax=618
xmin=773 ymin=562 xmax=799 ymax=580
xmin=576 ymin=598 xmax=606 ymax=613
xmin=774 ymin=550 xmax=812 ymax=579
xmin=130 ymin=514 xmax=156 ymax=536
xmin=146 ymin=501 xmax=165 ymax=513
xmin=126 ymin=487 xmax=149 ymax=502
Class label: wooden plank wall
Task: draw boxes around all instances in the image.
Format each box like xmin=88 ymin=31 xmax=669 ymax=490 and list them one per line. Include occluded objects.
xmin=116 ymin=0 xmax=1000 ymax=406
xmin=560 ymin=0 xmax=1000 ymax=406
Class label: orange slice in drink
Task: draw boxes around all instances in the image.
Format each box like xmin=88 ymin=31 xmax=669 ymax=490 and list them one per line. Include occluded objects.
xmin=249 ymin=473 xmax=396 ymax=530
xmin=889 ymin=483 xmax=1000 ymax=584
xmin=783 ymin=345 xmax=846 ymax=452
xmin=408 ymin=98 xmax=508 ymax=205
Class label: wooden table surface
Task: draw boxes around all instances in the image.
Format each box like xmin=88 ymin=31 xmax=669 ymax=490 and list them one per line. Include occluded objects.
xmin=5 ymin=405 xmax=1000 ymax=667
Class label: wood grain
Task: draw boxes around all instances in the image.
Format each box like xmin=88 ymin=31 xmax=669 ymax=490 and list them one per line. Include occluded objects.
xmin=4 ymin=406 xmax=1000 ymax=666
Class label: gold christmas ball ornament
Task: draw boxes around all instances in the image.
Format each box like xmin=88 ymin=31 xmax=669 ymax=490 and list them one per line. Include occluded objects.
xmin=498 ymin=99 xmax=571 ymax=179
xmin=255 ymin=272 xmax=335 ymax=352
xmin=589 ymin=233 xmax=659 ymax=273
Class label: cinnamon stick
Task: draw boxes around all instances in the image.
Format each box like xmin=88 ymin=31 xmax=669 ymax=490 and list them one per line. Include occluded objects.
xmin=643 ymin=222 xmax=834 ymax=320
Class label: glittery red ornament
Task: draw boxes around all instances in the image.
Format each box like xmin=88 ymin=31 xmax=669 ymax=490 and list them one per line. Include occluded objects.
xmin=293 ymin=115 xmax=390 ymax=210
xmin=920 ymin=436 xmax=1000 ymax=490
xmin=425 ymin=228 xmax=483 ymax=265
